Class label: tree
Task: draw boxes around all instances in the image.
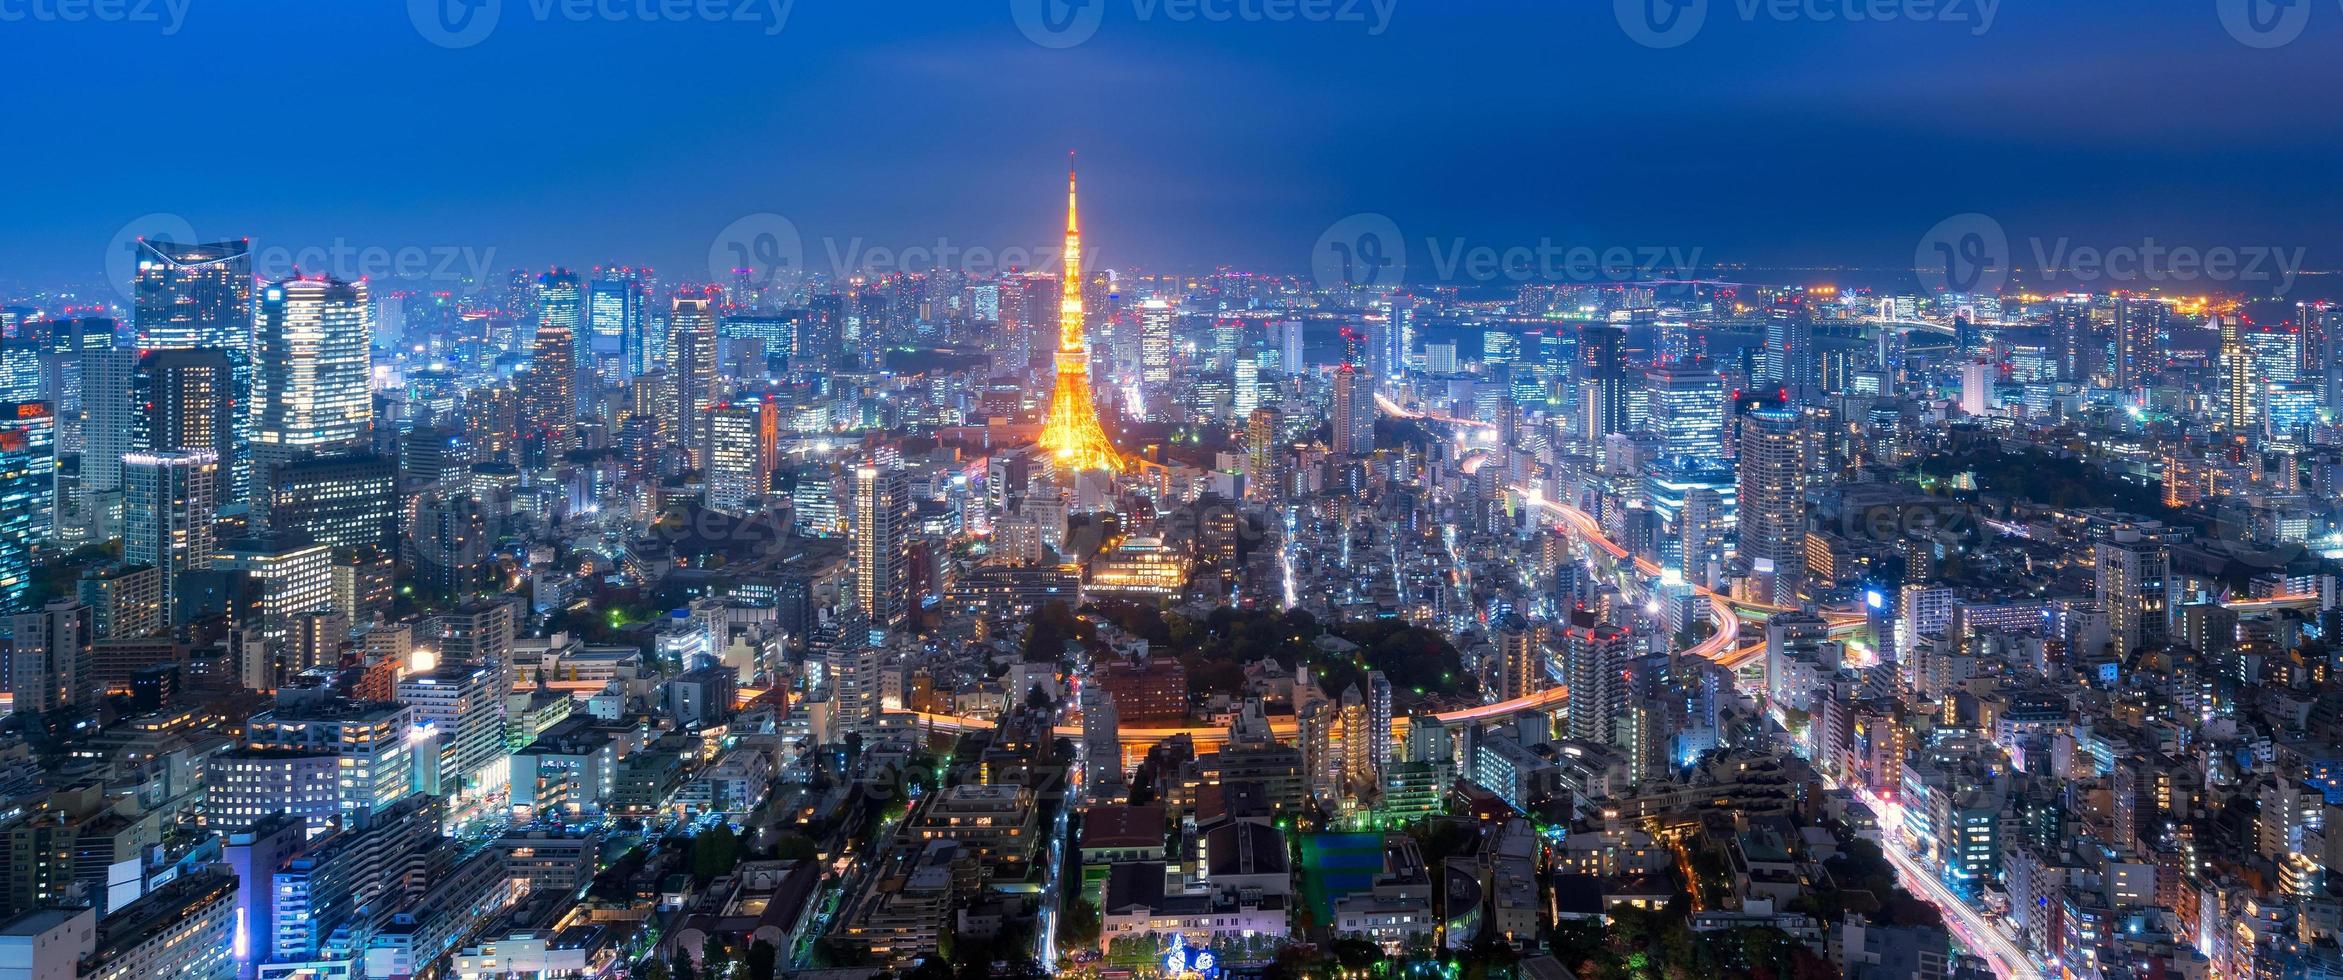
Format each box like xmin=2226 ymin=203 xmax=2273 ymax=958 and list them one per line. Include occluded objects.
xmin=702 ymin=936 xmax=735 ymax=978
xmin=672 ymin=952 xmax=698 ymax=980
xmin=1061 ymin=897 xmax=1103 ymax=947
xmin=746 ymin=939 xmax=779 ymax=980
xmin=771 ymin=832 xmax=819 ymax=861
xmin=691 ymin=825 xmax=743 ymax=884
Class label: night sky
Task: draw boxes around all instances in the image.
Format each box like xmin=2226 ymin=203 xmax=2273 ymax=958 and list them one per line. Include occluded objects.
xmin=7 ymin=0 xmax=2342 ymax=289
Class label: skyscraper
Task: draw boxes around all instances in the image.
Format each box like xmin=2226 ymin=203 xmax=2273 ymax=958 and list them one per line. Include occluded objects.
xmin=536 ymin=268 xmax=583 ymax=344
xmin=123 ymin=449 xmax=218 ymax=622
xmin=78 ymin=348 xmax=136 ymax=510
xmin=2097 ymin=528 xmax=2171 ymax=658
xmin=132 ymin=348 xmax=243 ymax=505
xmin=1563 ymin=615 xmax=1630 ymax=745
xmin=1139 ymin=298 xmax=1174 ymax=385
xmin=1736 ymin=398 xmax=1807 ymax=606
xmin=0 ymin=401 xmax=57 ymax=614
xmin=586 ymin=268 xmax=649 ymax=380
xmin=132 ymin=239 xmax=253 ymax=351
xmin=1580 ymin=325 xmax=1631 ymax=446
xmin=1644 ymin=359 xmax=1724 ymax=458
xmin=668 ymin=292 xmax=720 ymax=469
xmin=1762 ymin=309 xmax=1818 ymax=402
xmin=7 ymin=599 xmax=92 ymax=714
xmin=1035 ymin=159 xmax=1123 ymax=474
xmin=851 ymin=463 xmax=912 ymax=631
xmin=1494 ymin=615 xmax=1546 ymax=702
xmin=706 ymin=400 xmax=778 ymax=512
xmin=1331 ymin=365 xmax=1374 ymax=459
xmin=2219 ymin=315 xmax=2257 ymax=432
xmin=522 ymin=317 xmax=576 ymax=462
xmin=252 ymin=277 xmax=373 ymax=479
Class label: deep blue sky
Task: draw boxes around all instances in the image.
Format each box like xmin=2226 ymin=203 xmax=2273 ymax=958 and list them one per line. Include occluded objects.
xmin=7 ymin=0 xmax=2342 ymax=290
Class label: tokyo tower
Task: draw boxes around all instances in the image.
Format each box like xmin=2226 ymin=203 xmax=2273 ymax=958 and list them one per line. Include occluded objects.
xmin=1036 ymin=155 xmax=1125 ymax=473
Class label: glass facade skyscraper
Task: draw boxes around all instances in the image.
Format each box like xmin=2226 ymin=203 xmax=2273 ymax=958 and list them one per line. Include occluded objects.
xmin=252 ymin=276 xmax=373 ymax=478
xmin=132 ymin=239 xmax=253 ymax=351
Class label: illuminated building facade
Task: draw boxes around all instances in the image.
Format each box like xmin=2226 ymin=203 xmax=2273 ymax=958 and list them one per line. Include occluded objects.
xmin=132 ymin=239 xmax=252 ymax=351
xmin=705 ymin=400 xmax=778 ymax=512
xmin=852 ymin=464 xmax=912 ymax=630
xmin=122 ymin=449 xmax=217 ymax=624
xmin=252 ymin=276 xmax=373 ymax=478
xmin=0 ymin=400 xmax=56 ymax=614
xmin=1736 ymin=399 xmax=1807 ymax=606
xmin=668 ymin=293 xmax=720 ymax=468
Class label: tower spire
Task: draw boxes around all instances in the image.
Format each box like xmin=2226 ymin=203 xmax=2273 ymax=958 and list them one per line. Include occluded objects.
xmin=1036 ymin=154 xmax=1123 ymax=473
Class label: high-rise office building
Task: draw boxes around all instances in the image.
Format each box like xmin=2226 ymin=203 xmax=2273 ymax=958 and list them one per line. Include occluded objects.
xmin=270 ymin=453 xmax=399 ymax=553
xmin=536 ymin=268 xmax=582 ymax=336
xmin=79 ymin=349 xmax=137 ymax=500
xmin=1644 ymin=359 xmax=1724 ymax=458
xmin=586 ymin=268 xmax=649 ymax=380
xmin=252 ymin=277 xmax=373 ymax=478
xmin=7 ymin=599 xmax=93 ymax=715
xmin=132 ymin=347 xmax=244 ymax=505
xmin=668 ymin=293 xmax=720 ymax=469
xmin=705 ymin=400 xmax=778 ymax=512
xmin=851 ymin=463 xmax=912 ymax=631
xmin=2218 ymin=315 xmax=2257 ymax=432
xmin=122 ymin=450 xmax=218 ymax=623
xmin=1736 ymin=399 xmax=1807 ymax=606
xmin=1580 ymin=325 xmax=1631 ymax=446
xmin=0 ymin=401 xmax=56 ymax=614
xmin=1331 ymin=366 xmax=1373 ymax=459
xmin=1139 ymin=299 xmax=1174 ymax=385
xmin=2097 ymin=528 xmax=2172 ymax=658
xmin=521 ymin=318 xmax=576 ymax=461
xmin=397 ymin=660 xmax=511 ymax=795
xmin=132 ymin=239 xmax=253 ymax=351
xmin=1762 ymin=309 xmax=1818 ymax=402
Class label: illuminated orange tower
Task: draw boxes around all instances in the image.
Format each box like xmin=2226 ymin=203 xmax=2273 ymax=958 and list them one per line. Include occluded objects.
xmin=1036 ymin=155 xmax=1124 ymax=473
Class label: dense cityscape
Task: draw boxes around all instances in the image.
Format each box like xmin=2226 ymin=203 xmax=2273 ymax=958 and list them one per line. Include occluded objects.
xmin=2 ymin=5 xmax=2342 ymax=980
